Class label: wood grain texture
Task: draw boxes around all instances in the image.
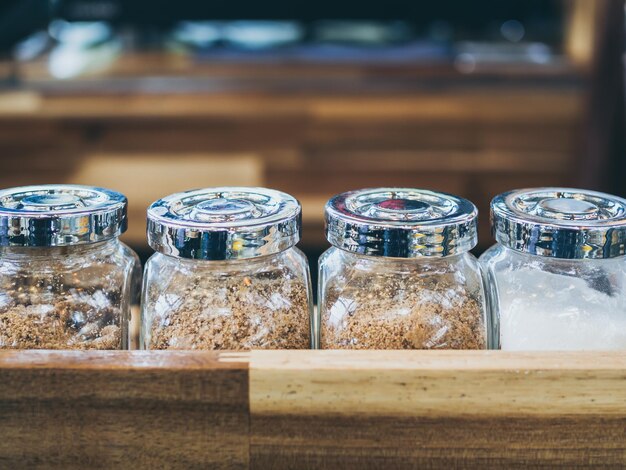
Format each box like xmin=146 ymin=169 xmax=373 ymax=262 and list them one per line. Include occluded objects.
xmin=250 ymin=350 xmax=626 ymax=417
xmin=3 ymin=350 xmax=626 ymax=469
xmin=249 ymin=350 xmax=626 ymax=469
xmin=0 ymin=351 xmax=250 ymax=470
xmin=251 ymin=414 xmax=626 ymax=469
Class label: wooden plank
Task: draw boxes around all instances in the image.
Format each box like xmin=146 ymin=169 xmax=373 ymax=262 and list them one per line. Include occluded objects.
xmin=249 ymin=350 xmax=626 ymax=469
xmin=250 ymin=350 xmax=626 ymax=417
xmin=297 ymin=149 xmax=572 ymax=173
xmin=0 ymin=351 xmax=250 ymax=470
xmin=304 ymin=122 xmax=579 ymax=154
xmin=251 ymin=415 xmax=626 ymax=469
xmin=16 ymin=51 xmax=579 ymax=83
xmin=2 ymin=350 xmax=626 ymax=468
xmin=309 ymin=91 xmax=582 ymax=124
xmin=0 ymin=89 xmax=580 ymax=122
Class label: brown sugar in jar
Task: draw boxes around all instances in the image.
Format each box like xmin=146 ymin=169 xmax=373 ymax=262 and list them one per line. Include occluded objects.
xmin=141 ymin=187 xmax=313 ymax=350
xmin=320 ymin=254 xmax=486 ymax=349
xmin=318 ymin=188 xmax=489 ymax=350
xmin=0 ymin=185 xmax=139 ymax=350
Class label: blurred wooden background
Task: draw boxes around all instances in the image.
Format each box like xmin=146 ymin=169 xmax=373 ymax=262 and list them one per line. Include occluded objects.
xmin=0 ymin=0 xmax=621 ymax=258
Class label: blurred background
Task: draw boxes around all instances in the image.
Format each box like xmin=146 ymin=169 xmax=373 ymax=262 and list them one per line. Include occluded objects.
xmin=0 ymin=0 xmax=623 ymax=270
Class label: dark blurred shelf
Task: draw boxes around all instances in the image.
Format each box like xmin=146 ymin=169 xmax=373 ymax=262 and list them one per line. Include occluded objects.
xmin=10 ymin=49 xmax=581 ymax=94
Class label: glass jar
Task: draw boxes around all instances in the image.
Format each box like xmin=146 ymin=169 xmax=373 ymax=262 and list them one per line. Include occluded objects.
xmin=317 ymin=188 xmax=489 ymax=350
xmin=480 ymin=187 xmax=626 ymax=351
xmin=0 ymin=185 xmax=139 ymax=350
xmin=141 ymin=187 xmax=313 ymax=350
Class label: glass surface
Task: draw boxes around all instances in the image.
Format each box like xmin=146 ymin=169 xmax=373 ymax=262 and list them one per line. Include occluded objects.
xmin=480 ymin=245 xmax=626 ymax=350
xmin=141 ymin=247 xmax=313 ymax=350
xmin=317 ymin=247 xmax=488 ymax=349
xmin=0 ymin=239 xmax=139 ymax=349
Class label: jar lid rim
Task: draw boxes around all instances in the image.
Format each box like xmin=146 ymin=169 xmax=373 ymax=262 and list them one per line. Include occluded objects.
xmin=325 ymin=188 xmax=478 ymax=258
xmin=0 ymin=184 xmax=127 ymax=247
xmin=492 ymin=187 xmax=626 ymax=259
xmin=147 ymin=187 xmax=301 ymax=260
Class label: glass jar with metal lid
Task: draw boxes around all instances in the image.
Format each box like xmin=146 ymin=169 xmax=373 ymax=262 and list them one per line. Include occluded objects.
xmin=0 ymin=185 xmax=140 ymax=350
xmin=481 ymin=187 xmax=626 ymax=351
xmin=141 ymin=187 xmax=313 ymax=350
xmin=318 ymin=188 xmax=488 ymax=350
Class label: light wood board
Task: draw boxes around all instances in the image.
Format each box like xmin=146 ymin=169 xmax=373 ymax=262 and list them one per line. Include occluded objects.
xmin=2 ymin=350 xmax=624 ymax=468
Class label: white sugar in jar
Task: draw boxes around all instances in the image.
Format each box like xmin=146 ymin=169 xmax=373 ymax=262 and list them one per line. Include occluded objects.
xmin=480 ymin=188 xmax=626 ymax=351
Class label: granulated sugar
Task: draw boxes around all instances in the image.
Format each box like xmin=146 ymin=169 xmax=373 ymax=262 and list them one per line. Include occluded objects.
xmin=497 ymin=267 xmax=626 ymax=350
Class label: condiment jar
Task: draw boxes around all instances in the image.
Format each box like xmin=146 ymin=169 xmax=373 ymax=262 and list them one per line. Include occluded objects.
xmin=318 ymin=188 xmax=488 ymax=349
xmin=481 ymin=187 xmax=626 ymax=351
xmin=0 ymin=185 xmax=140 ymax=350
xmin=141 ymin=187 xmax=313 ymax=350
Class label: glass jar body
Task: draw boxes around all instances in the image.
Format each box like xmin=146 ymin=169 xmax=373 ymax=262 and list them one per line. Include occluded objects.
xmin=480 ymin=244 xmax=626 ymax=350
xmin=317 ymin=247 xmax=489 ymax=349
xmin=141 ymin=247 xmax=313 ymax=350
xmin=0 ymin=239 xmax=139 ymax=350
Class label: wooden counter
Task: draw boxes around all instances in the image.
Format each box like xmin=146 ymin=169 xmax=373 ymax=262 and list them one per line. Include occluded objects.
xmin=1 ymin=350 xmax=625 ymax=469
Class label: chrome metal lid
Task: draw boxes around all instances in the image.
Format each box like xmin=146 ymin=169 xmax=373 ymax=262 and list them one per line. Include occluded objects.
xmin=325 ymin=188 xmax=478 ymax=258
xmin=147 ymin=187 xmax=301 ymax=260
xmin=0 ymin=184 xmax=127 ymax=247
xmin=492 ymin=187 xmax=626 ymax=259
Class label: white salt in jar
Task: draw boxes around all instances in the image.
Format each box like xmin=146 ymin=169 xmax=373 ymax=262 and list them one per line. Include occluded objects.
xmin=480 ymin=188 xmax=626 ymax=350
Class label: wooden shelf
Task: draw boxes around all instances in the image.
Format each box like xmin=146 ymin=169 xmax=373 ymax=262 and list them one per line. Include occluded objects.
xmin=2 ymin=350 xmax=625 ymax=468
xmin=0 ymin=85 xmax=583 ymax=253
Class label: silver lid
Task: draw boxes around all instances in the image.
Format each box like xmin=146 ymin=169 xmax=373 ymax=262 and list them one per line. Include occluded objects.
xmin=0 ymin=184 xmax=127 ymax=247
xmin=147 ymin=187 xmax=301 ymax=260
xmin=492 ymin=187 xmax=626 ymax=259
xmin=325 ymin=188 xmax=478 ymax=258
